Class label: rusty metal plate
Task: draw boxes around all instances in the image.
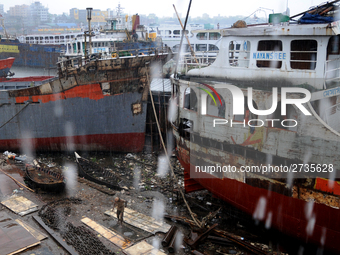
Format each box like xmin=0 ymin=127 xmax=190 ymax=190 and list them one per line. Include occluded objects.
xmin=0 ymin=211 xmax=40 ymax=255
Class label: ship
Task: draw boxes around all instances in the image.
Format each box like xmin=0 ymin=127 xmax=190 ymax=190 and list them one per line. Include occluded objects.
xmin=0 ymin=57 xmax=15 ymax=78
xmin=0 ymin=45 xmax=170 ymax=152
xmin=171 ymin=1 xmax=340 ymax=253
xmin=0 ymin=4 xmax=158 ymax=68
xmin=0 ymin=37 xmax=65 ymax=68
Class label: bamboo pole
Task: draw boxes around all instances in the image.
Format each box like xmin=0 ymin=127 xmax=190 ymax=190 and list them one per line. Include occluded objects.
xmin=0 ymin=168 xmax=35 ymax=193
xmin=173 ymin=4 xmax=199 ymax=64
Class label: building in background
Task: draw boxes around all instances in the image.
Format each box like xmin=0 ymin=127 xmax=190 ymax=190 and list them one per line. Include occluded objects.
xmin=0 ymin=4 xmax=4 ymax=16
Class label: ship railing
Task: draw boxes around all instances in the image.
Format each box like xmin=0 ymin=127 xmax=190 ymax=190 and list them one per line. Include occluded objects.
xmin=180 ymin=51 xmax=218 ymax=73
xmin=57 ymin=46 xmax=171 ymax=75
xmin=324 ymin=56 xmax=340 ymax=88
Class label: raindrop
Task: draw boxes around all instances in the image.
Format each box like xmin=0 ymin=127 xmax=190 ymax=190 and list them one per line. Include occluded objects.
xmin=265 ymin=211 xmax=272 ymax=229
xmin=53 ymin=96 xmax=63 ymax=117
xmin=306 ymin=215 xmax=316 ymax=236
xmin=168 ymin=97 xmax=178 ymax=123
xmin=174 ymin=230 xmax=184 ymax=252
xmin=65 ymin=121 xmax=75 ymax=152
xmin=151 ymin=199 xmax=165 ymax=221
xmin=304 ymin=200 xmax=314 ymax=219
xmin=286 ymin=170 xmax=294 ymax=188
xmin=152 ymin=236 xmax=161 ymax=254
xmin=157 ymin=155 xmax=169 ymax=178
xmin=166 ymin=131 xmax=174 ymax=157
xmin=328 ymin=168 xmax=336 ymax=188
xmin=20 ymin=131 xmax=35 ymax=159
xmin=63 ymin=163 xmax=77 ymax=196
xmin=266 ymin=153 xmax=272 ymax=166
xmin=253 ymin=196 xmax=267 ymax=222
xmin=133 ymin=165 xmax=141 ymax=190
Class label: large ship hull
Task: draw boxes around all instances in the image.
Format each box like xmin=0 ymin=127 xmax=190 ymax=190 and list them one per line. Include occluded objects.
xmin=0 ymin=40 xmax=63 ymax=68
xmin=171 ymin=74 xmax=340 ymax=253
xmin=175 ymin=132 xmax=340 ymax=252
xmin=0 ymin=51 xmax=169 ymax=152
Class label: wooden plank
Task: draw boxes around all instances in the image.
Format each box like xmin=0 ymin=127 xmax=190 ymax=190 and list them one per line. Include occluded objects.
xmin=81 ymin=217 xmax=132 ymax=249
xmin=105 ymin=208 xmax=171 ymax=234
xmin=33 ymin=215 xmax=78 ymax=255
xmin=1 ymin=196 xmax=38 ymax=216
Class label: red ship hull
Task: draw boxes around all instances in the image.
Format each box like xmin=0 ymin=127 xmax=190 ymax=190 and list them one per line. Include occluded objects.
xmin=177 ymin=148 xmax=340 ymax=253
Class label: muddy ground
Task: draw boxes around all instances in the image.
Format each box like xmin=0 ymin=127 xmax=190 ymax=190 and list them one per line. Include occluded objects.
xmin=0 ymin=151 xmax=333 ymax=255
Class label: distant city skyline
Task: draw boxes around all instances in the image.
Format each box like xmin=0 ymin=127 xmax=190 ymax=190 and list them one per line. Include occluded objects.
xmin=3 ymin=0 xmax=319 ymax=18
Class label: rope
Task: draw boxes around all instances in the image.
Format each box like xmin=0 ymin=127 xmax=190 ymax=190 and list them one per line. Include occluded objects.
xmin=0 ymin=102 xmax=30 ymax=129
xmin=147 ymin=73 xmax=201 ymax=227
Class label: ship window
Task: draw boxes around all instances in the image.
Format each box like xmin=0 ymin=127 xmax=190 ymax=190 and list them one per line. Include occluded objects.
xmin=325 ymin=36 xmax=340 ymax=84
xmin=172 ymin=44 xmax=193 ymax=53
xmin=327 ymin=35 xmax=340 ymax=55
xmin=229 ymin=40 xmax=251 ymax=67
xmin=196 ymin=44 xmax=207 ymax=51
xmin=209 ymin=44 xmax=219 ymax=51
xmin=173 ymin=30 xmax=180 ymax=35
xmin=256 ymin=40 xmax=282 ymax=69
xmin=196 ymin=32 xmax=207 ymax=40
xmin=206 ymin=92 xmax=225 ymax=118
xmin=290 ymin=40 xmax=317 ymax=70
xmin=184 ymin=88 xmax=197 ymax=112
xmin=209 ymin=32 xmax=221 ymax=40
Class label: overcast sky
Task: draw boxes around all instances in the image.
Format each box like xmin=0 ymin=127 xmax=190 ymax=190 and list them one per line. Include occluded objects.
xmin=4 ymin=0 xmax=319 ymax=18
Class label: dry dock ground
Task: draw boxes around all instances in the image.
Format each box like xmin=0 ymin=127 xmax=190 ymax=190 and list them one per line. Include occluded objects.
xmin=0 ymin=152 xmax=332 ymax=255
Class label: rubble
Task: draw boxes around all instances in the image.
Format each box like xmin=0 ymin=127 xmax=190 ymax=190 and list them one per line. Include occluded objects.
xmin=0 ymin=152 xmax=304 ymax=254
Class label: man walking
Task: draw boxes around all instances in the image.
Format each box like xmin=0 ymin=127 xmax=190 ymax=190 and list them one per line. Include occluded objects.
xmin=113 ymin=197 xmax=127 ymax=225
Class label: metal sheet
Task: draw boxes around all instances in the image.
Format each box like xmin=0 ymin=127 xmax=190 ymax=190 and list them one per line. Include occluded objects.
xmin=0 ymin=212 xmax=40 ymax=255
xmin=15 ymin=219 xmax=48 ymax=241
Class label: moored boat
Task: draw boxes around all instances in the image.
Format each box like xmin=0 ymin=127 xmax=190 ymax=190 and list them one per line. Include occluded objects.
xmin=0 ymin=45 xmax=170 ymax=152
xmin=24 ymin=160 xmax=65 ymax=192
xmin=0 ymin=38 xmax=64 ymax=68
xmin=171 ymin=1 xmax=340 ymax=253
xmin=75 ymin=152 xmax=122 ymax=190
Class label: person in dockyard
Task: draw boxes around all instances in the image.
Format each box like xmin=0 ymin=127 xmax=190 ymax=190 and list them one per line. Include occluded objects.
xmin=113 ymin=196 xmax=127 ymax=225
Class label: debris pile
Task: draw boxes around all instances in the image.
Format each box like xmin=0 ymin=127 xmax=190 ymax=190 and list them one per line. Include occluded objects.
xmin=38 ymin=197 xmax=115 ymax=255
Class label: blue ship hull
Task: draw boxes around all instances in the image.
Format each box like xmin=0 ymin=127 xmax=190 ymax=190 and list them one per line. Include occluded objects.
xmin=0 ymin=39 xmax=64 ymax=68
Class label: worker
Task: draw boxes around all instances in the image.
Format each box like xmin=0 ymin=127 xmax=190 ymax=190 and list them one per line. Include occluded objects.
xmin=113 ymin=197 xmax=127 ymax=225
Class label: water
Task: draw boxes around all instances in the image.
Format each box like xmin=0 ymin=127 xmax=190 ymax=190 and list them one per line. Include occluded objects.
xmin=10 ymin=66 xmax=57 ymax=77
